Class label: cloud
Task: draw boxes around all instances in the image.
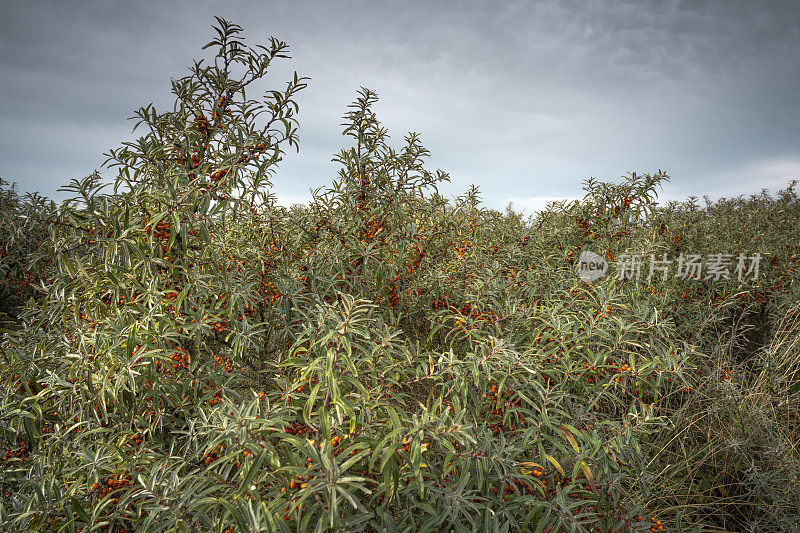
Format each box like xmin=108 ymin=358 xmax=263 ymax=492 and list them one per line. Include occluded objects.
xmin=1 ymin=0 xmax=798 ymax=212
xmin=273 ymin=193 xmax=312 ymax=208
xmin=661 ymin=156 xmax=800 ymax=202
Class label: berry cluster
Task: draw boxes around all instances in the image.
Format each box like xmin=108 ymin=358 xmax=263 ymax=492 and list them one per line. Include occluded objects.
xmin=129 ymin=432 xmax=143 ymax=447
xmin=155 ymin=346 xmax=190 ymax=375
xmin=280 ymin=475 xmax=309 ymax=493
xmin=576 ymin=217 xmax=593 ymax=235
xmin=361 ymin=219 xmax=385 ymax=244
xmin=1 ymin=443 xmax=28 ymax=462
xmin=212 ymin=94 xmax=229 ymax=121
xmin=90 ymin=474 xmax=133 ymax=500
xmin=194 ymin=114 xmax=209 ymax=134
xmin=145 ymin=220 xmax=171 ymax=242
xmin=614 ymin=196 xmax=634 ymax=215
xmin=286 ymin=422 xmax=310 ymax=435
xmin=210 ymin=168 xmax=227 ymax=183
xmin=208 ymin=389 xmax=223 ymax=407
xmin=202 ymin=443 xmax=225 ymax=465
xmin=213 ymin=354 xmax=233 ymax=372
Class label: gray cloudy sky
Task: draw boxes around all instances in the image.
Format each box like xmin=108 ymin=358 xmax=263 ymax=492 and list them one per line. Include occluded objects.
xmin=2 ymin=0 xmax=799 ymax=215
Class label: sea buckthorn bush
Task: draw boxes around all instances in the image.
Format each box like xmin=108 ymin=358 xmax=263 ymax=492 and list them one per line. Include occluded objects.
xmin=0 ymin=180 xmax=53 ymax=315
xmin=1 ymin=17 xmax=799 ymax=533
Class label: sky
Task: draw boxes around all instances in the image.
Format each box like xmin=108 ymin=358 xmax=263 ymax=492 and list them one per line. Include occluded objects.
xmin=1 ymin=0 xmax=799 ymax=216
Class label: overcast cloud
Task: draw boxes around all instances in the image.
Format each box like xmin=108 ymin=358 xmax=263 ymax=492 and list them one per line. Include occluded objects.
xmin=1 ymin=0 xmax=799 ymax=215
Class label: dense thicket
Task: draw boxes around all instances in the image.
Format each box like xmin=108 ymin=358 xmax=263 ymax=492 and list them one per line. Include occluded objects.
xmin=1 ymin=17 xmax=799 ymax=533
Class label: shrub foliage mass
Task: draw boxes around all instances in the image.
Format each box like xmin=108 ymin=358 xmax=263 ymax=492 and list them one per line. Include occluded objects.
xmin=2 ymin=17 xmax=799 ymax=533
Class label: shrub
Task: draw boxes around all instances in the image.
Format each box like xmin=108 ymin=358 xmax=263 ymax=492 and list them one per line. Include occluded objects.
xmin=1 ymin=16 xmax=798 ymax=533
